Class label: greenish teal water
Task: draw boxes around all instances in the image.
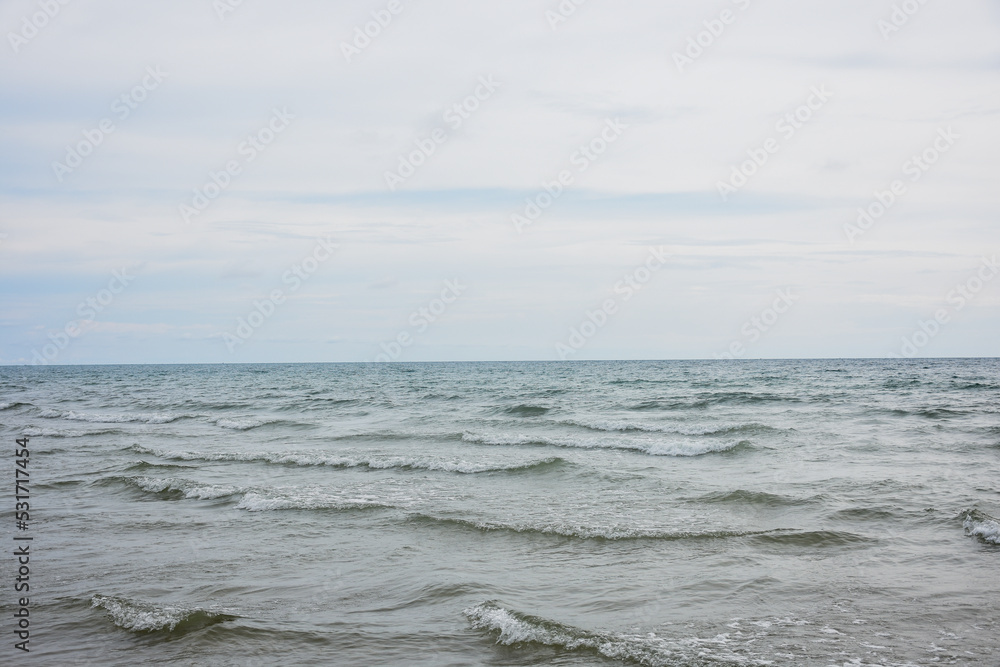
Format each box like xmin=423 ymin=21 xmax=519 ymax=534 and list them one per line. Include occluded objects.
xmin=1 ymin=360 xmax=998 ymax=665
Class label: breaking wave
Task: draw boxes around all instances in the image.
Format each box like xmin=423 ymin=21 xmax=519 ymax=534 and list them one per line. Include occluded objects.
xmin=101 ymin=473 xmax=396 ymax=512
xmin=562 ymin=417 xmax=778 ymax=437
xmin=42 ymin=410 xmax=183 ymax=424
xmin=104 ymin=475 xmax=241 ymax=501
xmin=126 ymin=444 xmax=566 ymax=475
xmin=92 ymin=595 xmax=236 ymax=634
xmin=21 ymin=426 xmax=123 ymax=438
xmin=464 ymin=601 xmax=769 ymax=666
xmin=962 ymin=509 xmax=1000 ymax=545
xmin=407 ymin=513 xmax=771 ymax=542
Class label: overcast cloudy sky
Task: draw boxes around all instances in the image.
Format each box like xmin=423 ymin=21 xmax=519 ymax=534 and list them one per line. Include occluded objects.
xmin=1 ymin=0 xmax=997 ymax=364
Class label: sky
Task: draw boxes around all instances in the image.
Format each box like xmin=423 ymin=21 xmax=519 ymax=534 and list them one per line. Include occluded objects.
xmin=0 ymin=0 xmax=998 ymax=364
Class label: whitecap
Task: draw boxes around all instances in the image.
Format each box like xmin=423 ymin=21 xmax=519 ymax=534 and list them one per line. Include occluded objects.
xmin=91 ymin=595 xmax=235 ymax=633
xmin=963 ymin=509 xmax=1000 ymax=545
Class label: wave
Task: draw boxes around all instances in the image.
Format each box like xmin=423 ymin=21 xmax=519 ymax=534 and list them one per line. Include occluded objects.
xmin=0 ymin=401 xmax=30 ymax=410
xmin=298 ymin=397 xmax=363 ymax=409
xmin=464 ymin=601 xmax=767 ymax=666
xmin=693 ymin=489 xmax=805 ymax=508
xmin=962 ymin=509 xmax=1000 ymax=545
xmin=406 ymin=513 xmax=771 ymax=542
xmin=234 ymin=491 xmax=392 ymax=512
xmin=21 ymin=426 xmax=124 ymax=438
xmin=42 ymin=410 xmax=183 ymax=424
xmin=103 ymin=475 xmax=241 ymax=501
xmin=36 ymin=479 xmax=84 ymax=489
xmin=627 ymin=393 xmax=799 ymax=411
xmin=123 ymin=460 xmax=198 ymax=472
xmin=749 ymin=530 xmax=875 ymax=548
xmin=627 ymin=400 xmax=687 ymax=411
xmin=914 ymin=407 xmax=968 ymax=419
xmin=126 ymin=444 xmax=566 ymax=475
xmin=950 ymin=381 xmax=996 ymax=390
xmin=462 ymin=432 xmax=753 ymax=457
xmin=827 ymin=507 xmax=897 ymax=521
xmin=561 ymin=418 xmax=777 ymax=437
xmin=91 ymin=595 xmax=236 ymax=634
xmin=501 ymin=404 xmax=550 ymax=417
xmin=100 ymin=473 xmax=395 ymax=512
xmin=211 ymin=416 xmax=282 ymax=431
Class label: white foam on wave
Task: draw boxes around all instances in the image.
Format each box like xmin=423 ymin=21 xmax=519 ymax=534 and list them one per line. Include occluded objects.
xmin=463 ymin=431 xmax=748 ymax=457
xmin=562 ymin=417 xmax=764 ymax=437
xmin=128 ymin=444 xmax=558 ymax=474
xmin=644 ymin=440 xmax=746 ymax=456
xmin=963 ymin=509 xmax=1000 ymax=545
xmin=22 ymin=426 xmax=121 ymax=438
xmin=40 ymin=409 xmax=181 ymax=424
xmin=118 ymin=471 xmax=403 ymax=511
xmin=464 ymin=601 xmax=769 ymax=666
xmin=128 ymin=476 xmax=240 ymax=500
xmin=212 ymin=417 xmax=279 ymax=430
xmin=433 ymin=514 xmax=760 ymax=541
xmin=92 ymin=595 xmax=192 ymax=632
xmin=91 ymin=595 xmax=234 ymax=633
xmin=234 ymin=490 xmax=391 ymax=512
xmin=462 ymin=432 xmax=562 ymax=447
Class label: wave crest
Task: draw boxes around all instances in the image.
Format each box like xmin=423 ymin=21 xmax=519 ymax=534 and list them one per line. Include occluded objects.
xmin=104 ymin=475 xmax=240 ymax=500
xmin=234 ymin=491 xmax=391 ymax=512
xmin=212 ymin=416 xmax=280 ymax=430
xmin=464 ymin=601 xmax=766 ymax=666
xmin=43 ymin=410 xmax=182 ymax=424
xmin=962 ymin=509 xmax=1000 ymax=545
xmin=408 ymin=513 xmax=769 ymax=542
xmin=126 ymin=444 xmax=565 ymax=475
xmin=563 ymin=418 xmax=775 ymax=437
xmin=92 ymin=595 xmax=236 ymax=633
xmin=463 ymin=432 xmax=752 ymax=457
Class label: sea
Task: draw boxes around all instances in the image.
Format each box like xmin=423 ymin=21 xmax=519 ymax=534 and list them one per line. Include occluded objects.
xmin=1 ymin=359 xmax=998 ymax=666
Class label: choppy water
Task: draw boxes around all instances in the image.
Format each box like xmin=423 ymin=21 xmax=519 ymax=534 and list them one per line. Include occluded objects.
xmin=1 ymin=359 xmax=998 ymax=666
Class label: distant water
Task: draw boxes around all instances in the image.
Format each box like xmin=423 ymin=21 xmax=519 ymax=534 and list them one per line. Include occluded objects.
xmin=1 ymin=359 xmax=998 ymax=666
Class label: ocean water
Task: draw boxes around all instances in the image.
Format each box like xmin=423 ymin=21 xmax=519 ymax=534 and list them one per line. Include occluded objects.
xmin=1 ymin=359 xmax=998 ymax=666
